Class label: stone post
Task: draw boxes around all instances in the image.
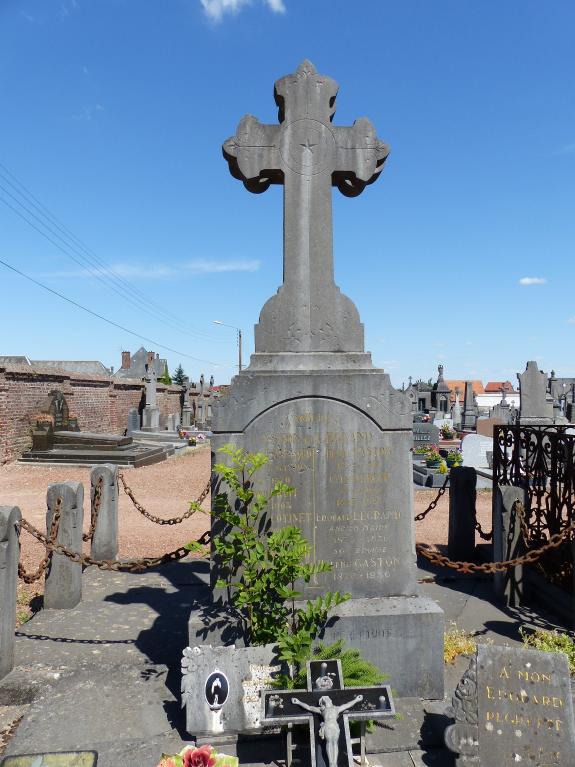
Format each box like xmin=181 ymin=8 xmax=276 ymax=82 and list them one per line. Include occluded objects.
xmin=44 ymin=482 xmax=84 ymax=609
xmin=448 ymin=467 xmax=477 ymax=562
xmin=0 ymin=506 xmax=21 ymax=680
xmin=492 ymin=484 xmax=526 ymax=605
xmin=90 ymin=465 xmax=118 ymax=561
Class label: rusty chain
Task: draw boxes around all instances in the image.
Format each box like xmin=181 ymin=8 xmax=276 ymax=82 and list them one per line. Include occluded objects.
xmin=18 ymin=514 xmax=211 ymax=573
xmin=414 ymin=475 xmax=449 ymax=521
xmin=83 ymin=475 xmax=103 ymax=542
xmin=0 ymin=714 xmax=24 ymax=756
xmin=417 ymin=501 xmax=575 ymax=575
xmin=118 ymin=472 xmax=211 ymax=525
xmin=17 ymin=497 xmax=62 ymax=584
xmin=474 ymin=519 xmax=493 ymax=541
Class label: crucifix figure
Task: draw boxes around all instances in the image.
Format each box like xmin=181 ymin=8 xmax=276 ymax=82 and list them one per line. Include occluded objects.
xmin=223 ymin=60 xmax=389 ymax=354
xmin=262 ymin=659 xmax=395 ymax=767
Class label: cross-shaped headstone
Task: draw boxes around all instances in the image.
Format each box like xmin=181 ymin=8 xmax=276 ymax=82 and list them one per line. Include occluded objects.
xmin=262 ymin=659 xmax=395 ymax=767
xmin=223 ymin=60 xmax=389 ymax=354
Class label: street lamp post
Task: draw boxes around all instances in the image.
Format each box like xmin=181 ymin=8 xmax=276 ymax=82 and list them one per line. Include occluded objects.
xmin=213 ymin=320 xmax=243 ymax=373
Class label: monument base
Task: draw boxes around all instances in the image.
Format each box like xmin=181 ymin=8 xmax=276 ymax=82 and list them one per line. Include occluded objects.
xmin=188 ymin=595 xmax=444 ymax=700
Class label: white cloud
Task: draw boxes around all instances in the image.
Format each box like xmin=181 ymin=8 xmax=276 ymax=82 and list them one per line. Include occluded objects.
xmin=200 ymin=0 xmax=285 ymax=22
xmin=72 ymin=103 xmax=104 ymax=121
xmin=518 ymin=277 xmax=547 ymax=286
xmin=568 ymin=317 xmax=575 ymax=325
xmin=40 ymin=259 xmax=261 ymax=280
xmin=21 ymin=11 xmax=37 ymax=23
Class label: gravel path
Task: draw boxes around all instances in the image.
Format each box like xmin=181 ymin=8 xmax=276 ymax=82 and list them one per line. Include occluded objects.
xmin=1 ymin=449 xmax=492 ymax=617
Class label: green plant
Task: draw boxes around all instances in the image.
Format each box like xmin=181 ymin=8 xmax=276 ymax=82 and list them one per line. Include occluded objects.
xmin=212 ymin=445 xmax=350 ymax=673
xmin=444 ymin=625 xmax=477 ymax=664
xmin=447 ymin=449 xmax=462 ymax=464
xmin=520 ymin=628 xmax=575 ymax=675
xmin=413 ymin=445 xmax=428 ymax=454
xmin=173 ymin=364 xmax=187 ymax=386
xmin=438 ymin=460 xmax=448 ymax=474
xmin=158 ymin=363 xmax=172 ymax=385
xmin=425 ymin=444 xmax=441 ymax=462
xmin=440 ymin=423 xmax=454 ymax=439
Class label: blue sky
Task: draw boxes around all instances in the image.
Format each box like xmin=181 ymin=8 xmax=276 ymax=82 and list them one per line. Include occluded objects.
xmin=1 ymin=0 xmax=573 ymax=386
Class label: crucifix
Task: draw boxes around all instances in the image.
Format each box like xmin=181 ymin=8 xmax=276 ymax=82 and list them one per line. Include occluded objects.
xmin=262 ymin=660 xmax=395 ymax=767
xmin=223 ymin=60 xmax=389 ymax=354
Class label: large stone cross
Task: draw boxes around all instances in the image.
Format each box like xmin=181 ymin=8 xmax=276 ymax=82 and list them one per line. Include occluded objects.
xmin=223 ymin=61 xmax=389 ymax=354
xmin=262 ymin=659 xmax=395 ymax=767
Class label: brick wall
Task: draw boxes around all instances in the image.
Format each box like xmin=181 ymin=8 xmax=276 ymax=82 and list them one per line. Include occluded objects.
xmin=0 ymin=364 xmax=184 ymax=464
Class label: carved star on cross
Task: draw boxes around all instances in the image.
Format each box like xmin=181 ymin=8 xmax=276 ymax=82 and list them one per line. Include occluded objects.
xmin=300 ymin=137 xmax=317 ymax=154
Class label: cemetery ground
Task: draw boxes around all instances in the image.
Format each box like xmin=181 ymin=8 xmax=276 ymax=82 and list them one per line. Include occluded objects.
xmin=2 ymin=452 xmax=554 ymax=767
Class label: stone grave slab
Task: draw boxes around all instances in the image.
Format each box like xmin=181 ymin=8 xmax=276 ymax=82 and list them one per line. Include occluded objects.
xmin=461 ymin=433 xmax=493 ymax=470
xmin=445 ymin=644 xmax=575 ymax=766
xmin=1 ymin=754 xmax=98 ymax=767
xmin=412 ymin=423 xmax=440 ymax=451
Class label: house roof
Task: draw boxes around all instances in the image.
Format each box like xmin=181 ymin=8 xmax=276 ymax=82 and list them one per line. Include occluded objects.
xmin=485 ymin=381 xmax=516 ymax=393
xmin=31 ymin=360 xmax=111 ymax=376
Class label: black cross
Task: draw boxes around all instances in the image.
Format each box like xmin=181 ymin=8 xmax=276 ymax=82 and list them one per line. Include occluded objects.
xmin=262 ymin=660 xmax=395 ymax=767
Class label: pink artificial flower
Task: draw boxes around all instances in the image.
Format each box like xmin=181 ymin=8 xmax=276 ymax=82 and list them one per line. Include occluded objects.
xmin=183 ymin=745 xmax=216 ymax=767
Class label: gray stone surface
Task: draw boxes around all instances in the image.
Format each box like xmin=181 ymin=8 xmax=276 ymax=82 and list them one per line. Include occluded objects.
xmin=44 ymin=482 xmax=84 ymax=610
xmin=412 ymin=423 xmax=440 ymax=450
xmin=448 ymin=467 xmax=477 ymax=562
xmin=0 ymin=506 xmax=21 ymax=680
xmin=182 ymin=643 xmax=278 ymax=737
xmin=445 ymin=644 xmax=575 ymax=766
xmin=127 ymin=407 xmax=140 ymax=435
xmin=452 ymin=390 xmax=462 ymax=430
xmin=461 ymin=433 xmax=493 ymax=470
xmin=461 ymin=382 xmax=477 ymax=431
xmin=518 ymin=360 xmax=554 ymax=425
xmin=90 ymin=464 xmax=119 ymax=561
xmin=492 ymin=485 xmax=527 ymax=605
xmin=223 ymin=60 xmax=388 ymax=354
xmin=142 ymin=362 xmax=160 ymax=432
xmin=320 ymin=596 xmax=444 ymax=699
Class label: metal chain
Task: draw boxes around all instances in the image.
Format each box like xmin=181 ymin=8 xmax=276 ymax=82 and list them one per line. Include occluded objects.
xmin=83 ymin=476 xmax=103 ymax=542
xmin=0 ymin=714 xmax=24 ymax=756
xmin=118 ymin=472 xmax=211 ymax=525
xmin=475 ymin=519 xmax=493 ymax=541
xmin=17 ymin=497 xmax=62 ymax=584
xmin=417 ymin=502 xmax=575 ymax=575
xmin=414 ymin=475 xmax=449 ymax=521
xmin=18 ymin=515 xmax=211 ymax=573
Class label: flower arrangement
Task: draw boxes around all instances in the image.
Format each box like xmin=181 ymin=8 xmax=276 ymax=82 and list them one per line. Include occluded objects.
xmin=440 ymin=423 xmax=455 ymax=440
xmin=425 ymin=444 xmax=441 ymax=461
xmin=446 ymin=449 xmax=462 ymax=467
xmin=157 ymin=744 xmax=238 ymax=767
xmin=413 ymin=445 xmax=429 ymax=454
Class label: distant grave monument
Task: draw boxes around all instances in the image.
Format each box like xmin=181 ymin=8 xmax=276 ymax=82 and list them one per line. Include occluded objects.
xmin=199 ymin=60 xmax=444 ymax=699
xmin=518 ymin=361 xmax=554 ymax=426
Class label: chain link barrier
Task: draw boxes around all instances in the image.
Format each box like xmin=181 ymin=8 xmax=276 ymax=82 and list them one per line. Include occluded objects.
xmin=414 ymin=475 xmax=449 ymax=522
xmin=416 ymin=501 xmax=575 ymax=575
xmin=83 ymin=475 xmax=103 ymax=542
xmin=17 ymin=497 xmax=62 ymax=584
xmin=0 ymin=714 xmax=24 ymax=756
xmin=475 ymin=518 xmax=493 ymax=541
xmin=118 ymin=472 xmax=211 ymax=525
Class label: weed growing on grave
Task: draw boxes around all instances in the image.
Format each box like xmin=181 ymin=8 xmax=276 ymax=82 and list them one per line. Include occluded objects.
xmin=444 ymin=624 xmax=477 ymax=664
xmin=212 ymin=444 xmax=350 ymax=673
xmin=520 ymin=628 xmax=575 ymax=675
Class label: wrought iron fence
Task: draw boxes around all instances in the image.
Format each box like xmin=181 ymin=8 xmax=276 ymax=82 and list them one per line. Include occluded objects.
xmin=493 ymin=424 xmax=575 ymax=590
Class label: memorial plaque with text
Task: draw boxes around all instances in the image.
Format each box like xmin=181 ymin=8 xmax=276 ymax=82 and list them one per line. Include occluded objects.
xmin=445 ymin=644 xmax=575 ymax=766
xmin=232 ymin=397 xmax=415 ymax=598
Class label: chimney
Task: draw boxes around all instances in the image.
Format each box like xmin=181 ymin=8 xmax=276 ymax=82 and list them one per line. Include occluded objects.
xmin=121 ymin=351 xmax=131 ymax=370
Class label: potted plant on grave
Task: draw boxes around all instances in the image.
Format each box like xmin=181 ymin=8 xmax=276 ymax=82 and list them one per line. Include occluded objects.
xmin=424 ymin=445 xmax=442 ymax=468
xmin=446 ymin=448 xmax=463 ymax=468
xmin=440 ymin=423 xmax=455 ymax=440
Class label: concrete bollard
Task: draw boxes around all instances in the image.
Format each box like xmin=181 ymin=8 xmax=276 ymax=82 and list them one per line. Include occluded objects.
xmin=492 ymin=484 xmax=526 ymax=605
xmin=90 ymin=464 xmax=119 ymax=561
xmin=44 ymin=482 xmax=84 ymax=609
xmin=448 ymin=467 xmax=477 ymax=562
xmin=0 ymin=506 xmax=22 ymax=680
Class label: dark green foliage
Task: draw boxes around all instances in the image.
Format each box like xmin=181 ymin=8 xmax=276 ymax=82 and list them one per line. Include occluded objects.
xmin=173 ymin=364 xmax=186 ymax=386
xmin=158 ymin=363 xmax=172 ymax=385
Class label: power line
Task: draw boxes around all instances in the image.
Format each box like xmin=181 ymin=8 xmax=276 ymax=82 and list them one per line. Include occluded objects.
xmin=0 ymin=256 xmax=230 ymax=367
xmin=0 ymin=162 xmax=226 ymax=343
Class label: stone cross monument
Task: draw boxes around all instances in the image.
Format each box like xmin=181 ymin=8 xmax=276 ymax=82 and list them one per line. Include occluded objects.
xmin=195 ymin=61 xmax=444 ymax=700
xmin=141 ymin=363 xmax=160 ymax=432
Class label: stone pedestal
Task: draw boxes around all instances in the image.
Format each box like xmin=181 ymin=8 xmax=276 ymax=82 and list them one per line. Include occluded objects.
xmin=141 ymin=405 xmax=160 ymax=432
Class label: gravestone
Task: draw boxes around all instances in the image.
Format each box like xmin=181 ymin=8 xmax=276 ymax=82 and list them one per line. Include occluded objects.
xmin=462 ymin=382 xmax=477 ymax=431
xmin=461 ymin=433 xmax=493 ymax=470
xmin=141 ymin=363 xmax=160 ymax=432
xmin=452 ymin=389 xmax=462 ymax=429
xmin=127 ymin=407 xmax=140 ymax=435
xmin=262 ymin=659 xmax=395 ymax=767
xmin=518 ymin=361 xmax=554 ymax=425
xmin=445 ymin=644 xmax=575 ymax=766
xmin=195 ymin=60 xmax=444 ymax=700
xmin=412 ymin=422 xmax=440 ymax=450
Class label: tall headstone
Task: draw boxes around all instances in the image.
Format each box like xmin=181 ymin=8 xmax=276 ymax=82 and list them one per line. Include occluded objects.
xmin=141 ymin=363 xmax=160 ymax=432
xmin=518 ymin=361 xmax=554 ymax=425
xmin=452 ymin=388 xmax=462 ymax=429
xmin=198 ymin=61 xmax=444 ymax=699
xmin=462 ymin=381 xmax=477 ymax=431
xmin=181 ymin=377 xmax=193 ymax=428
xmin=127 ymin=407 xmax=140 ymax=435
